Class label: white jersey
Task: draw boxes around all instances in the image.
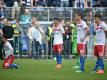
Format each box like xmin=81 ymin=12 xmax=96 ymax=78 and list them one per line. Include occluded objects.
xmin=52 ymin=25 xmax=65 ymax=45
xmin=77 ymin=20 xmax=88 ymax=44
xmin=95 ymin=21 xmax=107 ymax=45
xmin=4 ymin=41 xmax=13 ymax=58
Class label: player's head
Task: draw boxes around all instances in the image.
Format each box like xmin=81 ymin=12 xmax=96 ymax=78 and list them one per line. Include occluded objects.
xmin=94 ymin=14 xmax=102 ymax=24
xmin=76 ymin=12 xmax=82 ymax=21
xmin=53 ymin=18 xmax=60 ymax=27
xmin=54 ymin=18 xmax=60 ymax=22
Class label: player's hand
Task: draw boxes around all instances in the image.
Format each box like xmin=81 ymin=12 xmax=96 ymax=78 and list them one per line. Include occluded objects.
xmin=80 ymin=38 xmax=85 ymax=42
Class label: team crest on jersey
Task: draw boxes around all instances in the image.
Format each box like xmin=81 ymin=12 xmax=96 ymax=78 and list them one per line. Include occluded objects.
xmin=77 ymin=24 xmax=82 ymax=27
xmin=77 ymin=24 xmax=82 ymax=31
xmin=96 ymin=26 xmax=103 ymax=33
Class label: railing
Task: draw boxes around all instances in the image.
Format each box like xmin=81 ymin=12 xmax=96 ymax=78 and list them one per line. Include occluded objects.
xmin=2 ymin=7 xmax=107 ymax=22
xmin=1 ymin=7 xmax=107 ymax=59
xmin=2 ymin=7 xmax=92 ymax=21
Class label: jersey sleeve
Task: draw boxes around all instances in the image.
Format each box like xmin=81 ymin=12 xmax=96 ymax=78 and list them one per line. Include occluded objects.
xmin=60 ymin=27 xmax=65 ymax=34
xmin=83 ymin=21 xmax=88 ymax=29
xmin=103 ymin=22 xmax=107 ymax=31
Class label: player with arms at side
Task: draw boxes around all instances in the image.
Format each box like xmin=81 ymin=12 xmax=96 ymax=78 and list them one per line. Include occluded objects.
xmin=93 ymin=14 xmax=107 ymax=74
xmin=75 ymin=12 xmax=89 ymax=72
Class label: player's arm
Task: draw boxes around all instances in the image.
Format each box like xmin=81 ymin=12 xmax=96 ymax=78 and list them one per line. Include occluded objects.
xmin=81 ymin=27 xmax=89 ymax=42
xmin=51 ymin=24 xmax=55 ymax=35
xmin=81 ymin=22 xmax=89 ymax=42
xmin=60 ymin=26 xmax=65 ymax=35
xmin=103 ymin=22 xmax=107 ymax=38
xmin=105 ymin=31 xmax=107 ymax=38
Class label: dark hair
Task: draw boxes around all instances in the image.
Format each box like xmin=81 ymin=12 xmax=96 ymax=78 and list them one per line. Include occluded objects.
xmin=76 ymin=12 xmax=83 ymax=19
xmin=94 ymin=14 xmax=102 ymax=19
xmin=53 ymin=17 xmax=60 ymax=21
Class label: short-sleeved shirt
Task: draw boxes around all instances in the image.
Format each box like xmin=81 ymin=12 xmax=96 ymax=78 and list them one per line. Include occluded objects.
xmin=95 ymin=21 xmax=107 ymax=45
xmin=52 ymin=25 xmax=65 ymax=45
xmin=77 ymin=20 xmax=88 ymax=44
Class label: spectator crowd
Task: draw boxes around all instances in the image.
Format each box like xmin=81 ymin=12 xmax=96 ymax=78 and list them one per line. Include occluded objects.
xmin=0 ymin=0 xmax=107 ymax=60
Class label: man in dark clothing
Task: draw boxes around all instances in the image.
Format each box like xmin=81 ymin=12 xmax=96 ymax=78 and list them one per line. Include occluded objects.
xmin=69 ymin=0 xmax=74 ymax=7
xmin=2 ymin=20 xmax=14 ymax=47
xmin=47 ymin=0 xmax=60 ymax=7
xmin=34 ymin=0 xmax=47 ymax=7
xmin=93 ymin=0 xmax=107 ymax=7
xmin=4 ymin=0 xmax=14 ymax=7
xmin=0 ymin=36 xmax=4 ymax=59
xmin=46 ymin=24 xmax=53 ymax=59
xmin=100 ymin=0 xmax=107 ymax=7
xmin=0 ymin=19 xmax=4 ymax=59
xmin=63 ymin=22 xmax=72 ymax=59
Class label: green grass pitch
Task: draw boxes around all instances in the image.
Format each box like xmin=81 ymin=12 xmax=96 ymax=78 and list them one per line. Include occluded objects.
xmin=0 ymin=59 xmax=107 ymax=80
